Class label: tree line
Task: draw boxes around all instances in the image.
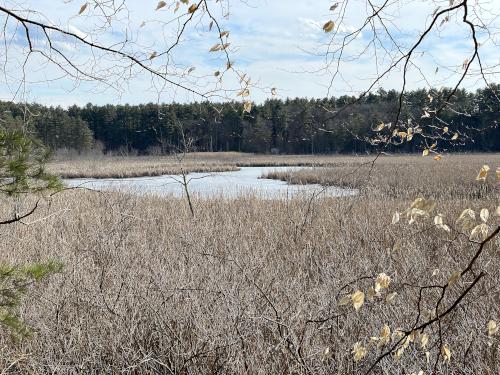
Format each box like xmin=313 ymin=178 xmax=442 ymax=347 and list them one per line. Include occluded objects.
xmin=1 ymin=85 xmax=498 ymax=155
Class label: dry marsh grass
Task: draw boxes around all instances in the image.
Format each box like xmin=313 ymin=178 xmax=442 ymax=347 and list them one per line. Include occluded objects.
xmin=0 ymin=154 xmax=499 ymax=373
xmin=48 ymin=152 xmax=361 ymax=178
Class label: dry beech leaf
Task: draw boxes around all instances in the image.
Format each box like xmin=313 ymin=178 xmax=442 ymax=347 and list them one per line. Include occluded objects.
xmin=214 ymin=71 xmax=220 ymax=77
xmin=237 ymin=88 xmax=250 ymax=97
xmin=323 ymin=20 xmax=335 ymax=32
xmin=448 ymin=271 xmax=460 ymax=286
xmin=79 ymin=3 xmax=88 ymax=15
xmin=392 ymin=212 xmax=400 ymax=224
xmin=470 ymin=223 xmax=489 ymax=241
xmin=149 ymin=51 xmax=157 ymax=60
xmin=351 ymin=290 xmax=365 ymax=311
xmin=155 ymin=1 xmax=167 ymax=11
xmin=174 ymin=2 xmax=180 ymax=12
xmin=220 ymin=31 xmax=230 ymax=38
xmin=139 ymin=21 xmax=146 ymax=28
xmin=210 ymin=44 xmax=222 ymax=52
xmin=375 ymin=273 xmax=391 ymax=291
xmin=386 ymin=292 xmax=397 ymax=303
xmin=243 ymin=101 xmax=252 ymax=113
xmin=379 ymin=324 xmax=391 ymax=347
xmin=352 ymin=342 xmax=367 ymax=362
xmin=271 ymin=88 xmax=277 ymax=96
xmin=442 ymin=344 xmax=451 ymax=363
xmin=480 ymin=208 xmax=489 ymax=223
xmin=476 ymin=165 xmax=490 ymax=181
xmin=488 ymin=320 xmax=498 ymax=336
xmin=330 ymin=3 xmax=339 ymax=11
xmin=187 ymin=66 xmax=195 ymax=74
xmin=181 ymin=0 xmax=189 ymax=4
xmin=434 ymin=154 xmax=442 ymax=161
xmin=188 ymin=4 xmax=197 ymax=13
xmin=420 ymin=333 xmax=429 ymax=349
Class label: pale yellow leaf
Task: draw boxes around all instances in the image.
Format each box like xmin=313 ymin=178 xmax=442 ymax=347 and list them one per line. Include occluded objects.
xmin=374 ymin=122 xmax=386 ymax=132
xmin=237 ymin=88 xmax=250 ymax=97
xmin=379 ymin=324 xmax=391 ymax=347
xmin=451 ymin=132 xmax=459 ymax=140
xmin=434 ymin=214 xmax=444 ymax=226
xmin=496 ymin=167 xmax=500 ymax=182
xmin=352 ymin=342 xmax=367 ymax=362
xmin=243 ymin=101 xmax=252 ymax=113
xmin=352 ymin=290 xmax=365 ymax=311
xmin=476 ymin=165 xmax=490 ymax=181
xmin=495 ymin=206 xmax=500 ymax=217
xmin=443 ymin=126 xmax=449 ymax=133
xmin=420 ymin=333 xmax=429 ymax=349
xmin=392 ymin=212 xmax=400 ymax=224
xmin=488 ymin=320 xmax=498 ymax=336
xmin=375 ymin=273 xmax=391 ymax=292
xmin=441 ymin=344 xmax=451 ymax=363
xmin=470 ymin=223 xmax=489 ymax=241
xmin=480 ymin=208 xmax=489 ymax=223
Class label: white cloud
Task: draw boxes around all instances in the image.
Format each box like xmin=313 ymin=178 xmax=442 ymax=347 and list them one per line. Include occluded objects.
xmin=0 ymin=0 xmax=498 ymax=106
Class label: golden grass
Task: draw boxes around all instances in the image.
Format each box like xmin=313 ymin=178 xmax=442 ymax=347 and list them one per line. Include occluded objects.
xmin=0 ymin=154 xmax=499 ymax=373
xmin=48 ymin=152 xmax=359 ymax=178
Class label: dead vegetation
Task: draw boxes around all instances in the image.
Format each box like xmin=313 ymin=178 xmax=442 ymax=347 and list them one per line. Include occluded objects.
xmin=48 ymin=153 xmax=358 ymax=179
xmin=0 ymin=154 xmax=498 ymax=373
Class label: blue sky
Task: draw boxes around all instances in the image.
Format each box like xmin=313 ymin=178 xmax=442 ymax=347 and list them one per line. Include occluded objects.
xmin=0 ymin=0 xmax=498 ymax=106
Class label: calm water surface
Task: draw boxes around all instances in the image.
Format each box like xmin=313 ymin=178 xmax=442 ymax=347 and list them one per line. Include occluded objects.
xmin=64 ymin=166 xmax=357 ymax=199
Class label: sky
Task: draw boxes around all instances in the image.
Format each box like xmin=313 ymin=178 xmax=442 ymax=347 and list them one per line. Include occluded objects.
xmin=0 ymin=0 xmax=499 ymax=106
